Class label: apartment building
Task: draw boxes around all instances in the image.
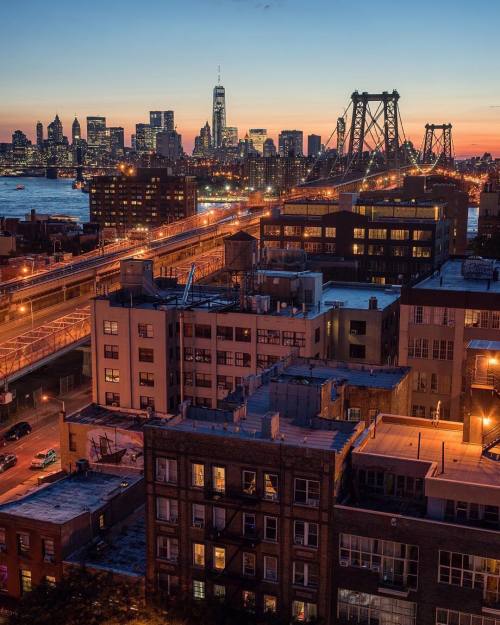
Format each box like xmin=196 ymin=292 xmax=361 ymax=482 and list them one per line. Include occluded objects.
xmin=479 ymin=181 xmax=500 ymax=240
xmin=260 ymin=196 xmax=450 ymax=284
xmin=332 ymin=413 xmax=500 ymax=625
xmin=144 ymin=374 xmax=364 ymax=623
xmin=399 ymin=257 xmax=500 ymax=420
xmin=0 ymin=470 xmax=143 ymax=601
xmin=90 ymin=259 xmax=401 ymax=415
xmin=89 ymin=168 xmax=197 ymax=235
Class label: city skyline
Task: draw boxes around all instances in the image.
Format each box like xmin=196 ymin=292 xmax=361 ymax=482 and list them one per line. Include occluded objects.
xmin=1 ymin=0 xmax=500 ymax=157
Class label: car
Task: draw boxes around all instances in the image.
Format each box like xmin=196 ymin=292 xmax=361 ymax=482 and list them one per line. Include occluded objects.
xmin=30 ymin=449 xmax=56 ymax=470
xmin=0 ymin=454 xmax=17 ymax=472
xmin=3 ymin=421 xmax=31 ymax=442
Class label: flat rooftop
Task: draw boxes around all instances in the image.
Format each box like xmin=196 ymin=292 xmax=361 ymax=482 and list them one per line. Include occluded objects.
xmin=66 ymin=403 xmax=157 ymax=430
xmin=0 ymin=472 xmax=142 ymax=524
xmin=467 ymin=339 xmax=500 ymax=352
xmin=66 ymin=506 xmax=146 ymax=577
xmin=356 ymin=415 xmax=500 ymax=489
xmin=322 ymin=282 xmax=400 ymax=310
xmin=414 ymin=259 xmax=500 ymax=294
xmin=284 ymin=362 xmax=410 ymax=390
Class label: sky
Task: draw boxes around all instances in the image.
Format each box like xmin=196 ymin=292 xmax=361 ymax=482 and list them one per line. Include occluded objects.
xmin=1 ymin=0 xmax=500 ymax=157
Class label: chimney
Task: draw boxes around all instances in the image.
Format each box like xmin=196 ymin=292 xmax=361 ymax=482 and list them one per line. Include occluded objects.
xmin=261 ymin=412 xmax=280 ymax=440
xmin=368 ymin=296 xmax=378 ymax=310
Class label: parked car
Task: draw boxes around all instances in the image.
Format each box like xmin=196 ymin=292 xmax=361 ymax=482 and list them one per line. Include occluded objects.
xmin=30 ymin=449 xmax=56 ymax=470
xmin=3 ymin=422 xmax=31 ymax=443
xmin=0 ymin=454 xmax=17 ymax=472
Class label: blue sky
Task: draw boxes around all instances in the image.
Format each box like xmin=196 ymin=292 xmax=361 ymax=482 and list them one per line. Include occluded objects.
xmin=1 ymin=0 xmax=499 ymax=155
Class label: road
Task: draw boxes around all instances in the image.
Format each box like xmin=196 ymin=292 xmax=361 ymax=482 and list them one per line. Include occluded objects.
xmin=0 ymin=385 xmax=91 ymax=504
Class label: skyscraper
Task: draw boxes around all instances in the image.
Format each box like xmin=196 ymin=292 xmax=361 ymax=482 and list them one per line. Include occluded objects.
xmin=307 ymin=134 xmax=321 ymax=157
xmin=47 ymin=114 xmax=63 ymax=144
xmin=222 ymin=126 xmax=238 ymax=147
xmin=135 ymin=123 xmax=157 ymax=153
xmin=150 ymin=111 xmax=174 ymax=132
xmin=107 ymin=127 xmax=125 ymax=157
xmin=248 ymin=129 xmax=267 ymax=155
xmin=212 ymin=83 xmax=226 ymax=149
xmin=263 ymin=137 xmax=277 ymax=157
xmin=36 ymin=121 xmax=43 ymax=147
xmin=86 ymin=116 xmax=107 ymax=148
xmin=157 ymin=130 xmax=183 ymax=161
xmin=72 ymin=117 xmax=81 ymax=143
xmin=278 ymin=129 xmax=303 ymax=157
xmin=193 ymin=122 xmax=212 ymax=157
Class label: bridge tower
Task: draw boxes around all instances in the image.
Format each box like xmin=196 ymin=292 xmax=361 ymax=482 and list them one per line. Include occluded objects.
xmin=421 ymin=123 xmax=454 ymax=167
xmin=336 ymin=117 xmax=346 ymax=156
xmin=347 ymin=90 xmax=400 ymax=167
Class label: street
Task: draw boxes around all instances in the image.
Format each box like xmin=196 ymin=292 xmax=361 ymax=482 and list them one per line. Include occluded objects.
xmin=0 ymin=384 xmax=91 ymax=504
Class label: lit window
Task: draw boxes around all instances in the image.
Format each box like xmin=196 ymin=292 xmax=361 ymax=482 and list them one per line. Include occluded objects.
xmin=264 ymin=473 xmax=279 ymax=500
xmin=212 ymin=466 xmax=225 ymax=493
xmin=193 ymin=543 xmax=205 ymax=568
xmin=191 ymin=463 xmax=205 ymax=488
xmin=242 ymin=470 xmax=256 ymax=495
xmin=20 ymin=570 xmax=31 ymax=594
xmin=213 ymin=547 xmax=226 ymax=570
xmin=192 ymin=579 xmax=205 ymax=600
xmin=264 ymin=595 xmax=277 ymax=613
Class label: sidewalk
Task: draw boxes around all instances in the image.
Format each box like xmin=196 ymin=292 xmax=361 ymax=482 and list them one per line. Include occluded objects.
xmin=0 ymin=383 xmax=92 ymax=437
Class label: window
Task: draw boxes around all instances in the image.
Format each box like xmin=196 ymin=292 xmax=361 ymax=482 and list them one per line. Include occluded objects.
xmin=213 ymin=547 xmax=225 ymax=570
xmin=140 ymin=396 xmax=155 ymax=410
xmin=408 ymin=338 xmax=429 ymax=359
xmin=412 ymin=405 xmax=426 ymax=417
xmin=353 ymin=228 xmax=365 ymax=239
xmin=192 ymin=504 xmax=205 ymax=528
xmin=263 ymin=224 xmax=281 ymax=236
xmin=193 ymin=543 xmax=205 ymax=567
xmin=282 ymin=331 xmax=306 ymax=348
xmin=103 ymin=320 xmax=118 ymax=335
xmin=157 ymin=572 xmax=179 ymax=596
xmin=138 ymin=323 xmax=153 ymax=338
xmin=217 ymin=375 xmax=233 ymax=391
xmin=465 ymin=309 xmax=490 ymax=328
xmin=430 ymin=373 xmax=438 ymax=393
xmin=413 ymin=371 xmax=427 ymax=392
xmin=17 ymin=533 xmax=30 ymax=555
xmin=235 ymin=327 xmax=251 ymax=342
xmin=217 ymin=325 xmax=233 ymax=341
xmin=213 ymin=507 xmax=225 ymax=530
xmin=212 ymin=466 xmax=225 ymax=493
xmin=261 ymin=555 xmax=278 ymax=582
xmin=192 ymin=580 xmax=205 ymax=600
xmin=214 ymin=584 xmax=226 ymax=600
xmin=264 ymin=595 xmax=277 ymax=613
xmin=294 ymin=478 xmax=320 ymax=506
xmin=242 ymin=590 xmax=256 ymax=611
xmin=155 ymin=457 xmax=177 ymax=484
xmin=434 ymin=307 xmax=456 ymax=326
xmin=264 ymin=516 xmax=278 ymax=542
xmin=284 ymin=225 xmax=302 ymax=237
xmin=391 ymin=229 xmax=409 ymax=240
xmin=243 ymin=513 xmax=256 ymax=537
xmin=20 ymin=570 xmax=31 ymax=594
xmin=138 ymin=348 xmax=154 ymax=362
xmin=347 ymin=407 xmax=361 ymax=421
xmin=413 ymin=229 xmax=432 ymax=241
xmin=353 ymin=243 xmax=365 ymax=255
xmin=104 ymin=392 xmax=120 ymax=406
xmin=156 ymin=497 xmax=178 ymax=523
xmin=257 ymin=354 xmax=279 ymax=370
xmin=264 ymin=473 xmax=279 ymax=500
xmin=439 ymin=550 xmax=500 ymax=605
xmin=257 ymin=329 xmax=280 ymax=345
xmin=191 ymin=463 xmax=204 ymax=488
xmin=412 ymin=245 xmax=431 ymax=258
xmin=194 ymin=348 xmax=211 ymax=363
xmin=315 ymin=327 xmax=320 ymax=343
xmin=104 ymin=344 xmax=119 ymax=359
xmin=45 ymin=576 xmax=56 ymax=588
xmin=337 ymin=589 xmax=416 ymax=625
xmin=195 ymin=324 xmax=211 ymax=339
xmin=139 ymin=371 xmax=154 ymax=387
xmin=368 ymin=228 xmax=387 ymax=239
xmin=492 ymin=311 xmax=500 ymax=329
xmin=368 ymin=244 xmax=385 ymax=255
xmin=323 ymin=226 xmax=336 ymax=238
xmin=390 ymin=245 xmax=408 ymax=257
xmin=292 ymin=600 xmax=317 ymax=622
xmin=294 ymin=521 xmax=318 ymax=548
xmin=104 ymin=368 xmax=119 ymax=383
xmin=436 ymin=608 xmax=500 ymax=625
xmin=432 ymin=340 xmax=454 ymax=361
xmin=217 ymin=351 xmax=233 ymax=366
xmin=350 ymin=320 xmax=366 ymax=336
xmin=242 ymin=470 xmax=256 ymax=495
xmin=242 ymin=552 xmax=256 ymax=576
xmin=42 ymin=538 xmax=55 ymax=562
xmin=235 ymin=352 xmax=251 ymax=367
xmin=99 ymin=514 xmax=105 ymax=530
xmin=339 ymin=534 xmax=418 ymax=590
xmin=349 ymin=344 xmax=366 ymax=359
xmin=293 ymin=561 xmax=319 ymax=588
xmin=195 ymin=373 xmax=212 ymax=388
xmin=157 ymin=536 xmax=178 ymax=562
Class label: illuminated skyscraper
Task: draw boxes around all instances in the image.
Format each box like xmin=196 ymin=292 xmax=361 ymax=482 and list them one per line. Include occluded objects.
xmin=222 ymin=126 xmax=238 ymax=147
xmin=86 ymin=116 xmax=107 ymax=148
xmin=72 ymin=117 xmax=81 ymax=143
xmin=278 ymin=129 xmax=303 ymax=157
xmin=36 ymin=121 xmax=43 ymax=147
xmin=249 ymin=129 xmax=267 ymax=155
xmin=150 ymin=110 xmax=174 ymax=132
xmin=47 ymin=114 xmax=63 ymax=144
xmin=212 ymin=82 xmax=226 ymax=149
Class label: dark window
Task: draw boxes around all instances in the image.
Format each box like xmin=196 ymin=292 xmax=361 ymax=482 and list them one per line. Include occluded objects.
xmin=140 ymin=396 xmax=155 ymax=410
xmin=349 ymin=320 xmax=366 ymax=336
xmin=195 ymin=324 xmax=211 ymax=339
xmin=183 ymin=323 xmax=193 ymax=337
xmin=235 ymin=327 xmax=251 ymax=342
xmin=217 ymin=351 xmax=233 ymax=366
xmin=139 ymin=372 xmax=155 ymax=387
xmin=235 ymin=352 xmax=251 ymax=367
xmin=314 ymin=327 xmax=320 ymax=343
xmin=349 ymin=344 xmax=366 ymax=359
xmin=217 ymin=326 xmax=233 ymax=341
xmin=217 ymin=375 xmax=233 ymax=390
xmin=194 ymin=348 xmax=211 ymax=363
xmin=104 ymin=344 xmax=119 ymax=359
xmin=139 ymin=348 xmax=154 ymax=363
xmin=105 ymin=392 xmax=120 ymax=406
xmin=195 ymin=373 xmax=212 ymax=388
xmin=17 ymin=533 xmax=30 ymax=555
xmin=138 ymin=323 xmax=154 ymax=338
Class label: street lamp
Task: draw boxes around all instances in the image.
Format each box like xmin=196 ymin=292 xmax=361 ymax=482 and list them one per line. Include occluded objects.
xmin=19 ymin=299 xmax=34 ymax=329
xmin=21 ymin=257 xmax=35 ymax=277
xmin=42 ymin=394 xmax=65 ymax=414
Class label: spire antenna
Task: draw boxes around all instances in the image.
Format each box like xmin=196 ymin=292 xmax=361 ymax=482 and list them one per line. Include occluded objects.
xmin=218 ymin=65 xmax=221 ymax=85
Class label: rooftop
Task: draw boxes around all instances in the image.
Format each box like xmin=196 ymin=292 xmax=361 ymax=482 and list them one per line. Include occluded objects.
xmin=0 ymin=472 xmax=142 ymax=524
xmin=467 ymin=339 xmax=500 ymax=352
xmin=65 ymin=403 xmax=156 ymax=430
xmin=321 ymin=282 xmax=400 ymax=310
xmin=65 ymin=506 xmax=146 ymax=577
xmin=414 ymin=258 xmax=500 ymax=294
xmin=356 ymin=414 xmax=500 ymax=490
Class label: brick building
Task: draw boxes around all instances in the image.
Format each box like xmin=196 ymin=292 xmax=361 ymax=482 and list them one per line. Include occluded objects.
xmin=89 ymin=168 xmax=197 ymax=235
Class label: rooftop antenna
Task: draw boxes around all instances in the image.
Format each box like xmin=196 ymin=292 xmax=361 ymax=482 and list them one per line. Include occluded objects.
xmin=218 ymin=65 xmax=221 ymax=85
